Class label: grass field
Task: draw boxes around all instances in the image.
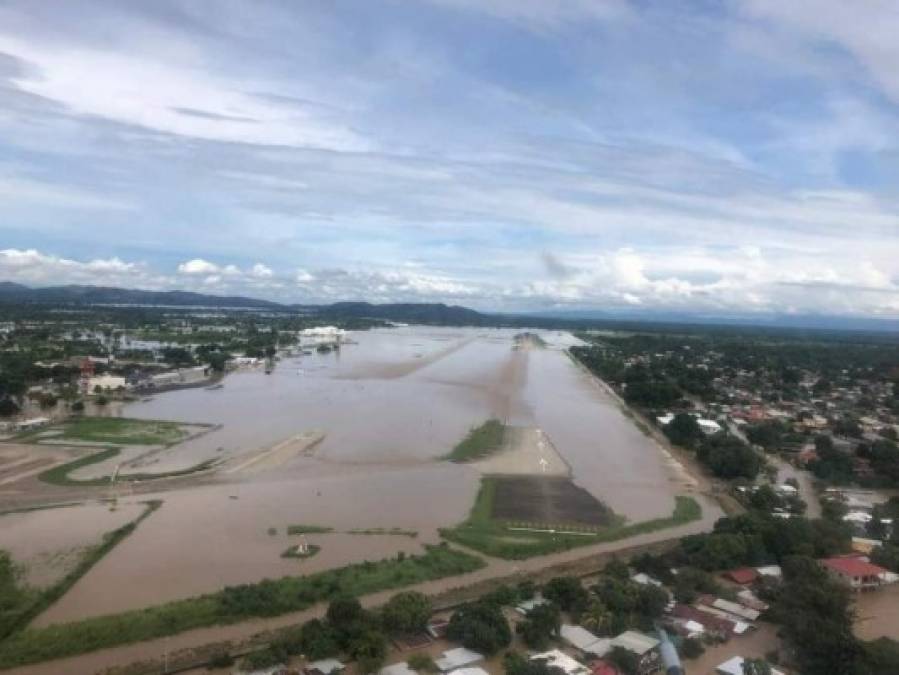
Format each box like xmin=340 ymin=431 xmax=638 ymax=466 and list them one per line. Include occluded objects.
xmin=439 ymin=477 xmax=702 ymax=559
xmin=18 ymin=417 xmax=190 ymax=446
xmin=37 ymin=447 xmax=217 ymax=487
xmin=444 ymin=419 xmax=506 ymax=462
xmin=0 ymin=544 xmax=484 ymax=669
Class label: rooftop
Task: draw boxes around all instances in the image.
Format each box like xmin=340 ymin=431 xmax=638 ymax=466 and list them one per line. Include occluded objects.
xmin=821 ymin=556 xmax=888 ymax=578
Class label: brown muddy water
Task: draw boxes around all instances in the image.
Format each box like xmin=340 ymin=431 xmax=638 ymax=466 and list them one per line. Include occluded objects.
xmin=11 ymin=328 xmax=704 ymax=625
xmin=0 ymin=501 xmax=144 ymax=588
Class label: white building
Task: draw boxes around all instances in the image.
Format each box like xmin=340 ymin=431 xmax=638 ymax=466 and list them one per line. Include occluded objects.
xmin=435 ymin=648 xmax=484 ymax=673
xmin=88 ymin=374 xmax=127 ymax=391
xmin=716 ymin=656 xmax=783 ymax=675
xmin=530 ymin=650 xmax=590 ymax=675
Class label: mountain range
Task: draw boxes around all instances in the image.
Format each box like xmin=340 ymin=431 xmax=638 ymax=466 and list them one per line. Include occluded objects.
xmin=1 ymin=281 xmax=897 ymax=334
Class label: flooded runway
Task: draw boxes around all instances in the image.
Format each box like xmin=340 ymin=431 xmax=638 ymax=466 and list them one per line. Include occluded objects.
xmin=11 ymin=327 xmax=703 ymax=625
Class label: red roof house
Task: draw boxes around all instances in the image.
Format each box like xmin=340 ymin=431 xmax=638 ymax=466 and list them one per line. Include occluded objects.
xmin=724 ymin=567 xmax=759 ymax=585
xmin=820 ymin=556 xmax=887 ymax=591
xmin=589 ymin=660 xmax=620 ymax=675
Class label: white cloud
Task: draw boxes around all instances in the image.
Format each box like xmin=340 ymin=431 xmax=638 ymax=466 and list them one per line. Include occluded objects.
xmin=0 ymin=248 xmax=158 ymax=287
xmin=0 ymin=34 xmax=369 ymax=152
xmin=741 ymin=0 xmax=899 ymax=104
xmin=250 ymin=263 xmax=273 ymax=278
xmin=177 ymin=259 xmax=220 ymax=275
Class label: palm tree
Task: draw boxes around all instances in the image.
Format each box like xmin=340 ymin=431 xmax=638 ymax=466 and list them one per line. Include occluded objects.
xmin=581 ymin=599 xmax=612 ymax=635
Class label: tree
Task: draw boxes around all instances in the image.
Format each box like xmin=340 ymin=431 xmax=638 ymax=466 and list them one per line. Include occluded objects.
xmin=504 ymin=652 xmax=562 ymax=675
xmin=299 ymin=619 xmax=340 ymax=660
xmin=543 ymin=576 xmax=588 ymax=613
xmin=326 ymin=595 xmax=364 ymax=626
xmin=206 ymin=351 xmax=228 ymax=373
xmin=681 ymin=637 xmax=704 ymax=659
xmin=381 ymin=591 xmax=431 ymax=635
xmin=350 ymin=629 xmax=388 ymax=675
xmin=664 ymin=413 xmax=703 ymax=449
xmin=446 ymin=601 xmax=511 ymax=655
xmin=581 ymin=599 xmax=612 ymax=636
xmin=698 ymin=435 xmax=761 ymax=480
xmin=741 ymin=658 xmax=771 ymax=675
xmin=0 ymin=398 xmax=19 ymax=417
xmin=605 ymin=646 xmax=638 ymax=675
xmin=407 ymin=653 xmax=438 ymax=673
xmin=776 ymin=556 xmax=864 ymax=675
xmin=517 ymin=602 xmax=560 ymax=650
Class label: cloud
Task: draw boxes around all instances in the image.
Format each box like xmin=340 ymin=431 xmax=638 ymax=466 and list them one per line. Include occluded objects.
xmin=426 ymin=0 xmax=633 ymax=30
xmin=740 ymin=0 xmax=899 ymax=105
xmin=0 ymin=32 xmax=369 ymax=152
xmin=0 ymin=248 xmax=159 ymax=287
xmin=0 ymin=2 xmax=897 ymax=320
xmin=250 ymin=263 xmax=273 ymax=279
xmin=177 ymin=259 xmax=220 ymax=275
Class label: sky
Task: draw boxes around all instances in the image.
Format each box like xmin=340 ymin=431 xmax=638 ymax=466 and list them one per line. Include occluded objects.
xmin=0 ymin=0 xmax=898 ymax=319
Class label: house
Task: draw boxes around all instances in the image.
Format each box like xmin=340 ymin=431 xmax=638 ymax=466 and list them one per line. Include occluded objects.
xmin=560 ymin=625 xmax=608 ymax=656
xmin=630 ymin=573 xmax=663 ymax=587
xmin=711 ymin=598 xmax=760 ymax=621
xmin=530 ymin=650 xmax=590 ymax=675
xmin=736 ymin=590 xmax=768 ymax=612
xmin=434 ymin=648 xmax=484 ymax=673
xmin=820 ymin=556 xmax=888 ymax=591
xmin=588 ymin=661 xmax=620 ymax=675
xmin=697 ymin=418 xmax=722 ymax=435
xmin=671 ymin=604 xmax=735 ymax=639
xmin=695 ymin=604 xmax=753 ymax=634
xmin=590 ymin=632 xmax=662 ymax=675
xmin=15 ymin=417 xmax=50 ymax=432
xmin=88 ymin=374 xmax=127 ymax=391
xmin=426 ymin=618 xmax=449 ymax=639
xmin=304 ymin=659 xmax=344 ymax=675
xmin=715 ymin=656 xmax=784 ymax=675
xmin=723 ymin=567 xmax=758 ymax=585
xmin=755 ymin=565 xmax=782 ymax=579
xmin=380 ymin=663 xmax=417 ymax=675
xmin=515 ymin=596 xmax=550 ymax=616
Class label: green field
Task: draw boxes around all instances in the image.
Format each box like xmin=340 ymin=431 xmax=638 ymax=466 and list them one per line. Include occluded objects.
xmin=439 ymin=477 xmax=702 ymax=559
xmin=0 ymin=544 xmax=484 ymax=669
xmin=37 ymin=447 xmax=216 ymax=486
xmin=18 ymin=417 xmax=191 ymax=446
xmin=444 ymin=419 xmax=506 ymax=462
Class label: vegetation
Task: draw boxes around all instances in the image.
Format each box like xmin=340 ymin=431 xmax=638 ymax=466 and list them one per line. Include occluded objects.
xmin=286 ymin=524 xmax=334 ymax=535
xmin=380 ymin=591 xmax=431 ymax=635
xmin=444 ymin=419 xmax=506 ymax=462
xmin=0 ymin=544 xmax=483 ymax=668
xmin=37 ymin=447 xmax=216 ymax=486
xmin=440 ymin=477 xmax=701 ymax=559
xmin=17 ymin=416 xmax=190 ymax=446
xmin=446 ymin=599 xmax=511 ymax=655
xmin=281 ymin=544 xmax=321 ymax=559
xmin=0 ymin=500 xmax=161 ymax=642
xmin=347 ymin=527 xmax=418 ymax=538
xmin=517 ymin=601 xmax=560 ymax=649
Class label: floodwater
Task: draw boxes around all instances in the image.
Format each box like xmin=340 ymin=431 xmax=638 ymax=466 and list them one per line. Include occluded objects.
xmin=0 ymin=502 xmax=143 ymax=588
xmin=24 ymin=327 xmax=696 ymax=625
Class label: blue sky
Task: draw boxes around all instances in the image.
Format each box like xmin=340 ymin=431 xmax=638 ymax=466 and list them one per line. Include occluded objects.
xmin=0 ymin=0 xmax=897 ymax=317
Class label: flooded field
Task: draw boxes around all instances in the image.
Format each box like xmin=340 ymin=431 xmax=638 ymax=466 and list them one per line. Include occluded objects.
xmin=0 ymin=501 xmax=144 ymax=588
xmin=3 ymin=327 xmax=706 ymax=627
